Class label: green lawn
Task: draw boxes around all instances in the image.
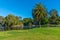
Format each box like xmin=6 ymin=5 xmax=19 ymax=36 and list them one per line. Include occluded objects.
xmin=1 ymin=27 xmax=60 ymax=40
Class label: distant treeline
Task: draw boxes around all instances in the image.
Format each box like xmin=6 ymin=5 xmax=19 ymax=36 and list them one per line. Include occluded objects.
xmin=0 ymin=3 xmax=60 ymax=30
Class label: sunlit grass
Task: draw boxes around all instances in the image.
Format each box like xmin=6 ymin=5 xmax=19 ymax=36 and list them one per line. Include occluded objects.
xmin=0 ymin=27 xmax=60 ymax=40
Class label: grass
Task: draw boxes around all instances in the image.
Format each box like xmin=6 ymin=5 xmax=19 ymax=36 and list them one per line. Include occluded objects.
xmin=1 ymin=27 xmax=60 ymax=40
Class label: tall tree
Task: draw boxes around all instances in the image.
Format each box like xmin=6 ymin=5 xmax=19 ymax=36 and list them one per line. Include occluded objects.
xmin=32 ymin=3 xmax=48 ymax=27
xmin=0 ymin=16 xmax=5 ymax=30
xmin=4 ymin=14 xmax=22 ymax=30
xmin=49 ymin=9 xmax=58 ymax=24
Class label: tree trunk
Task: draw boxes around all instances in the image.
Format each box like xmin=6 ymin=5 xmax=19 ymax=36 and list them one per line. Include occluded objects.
xmin=39 ymin=20 xmax=41 ymax=28
xmin=47 ymin=20 xmax=50 ymax=28
xmin=47 ymin=23 xmax=49 ymax=28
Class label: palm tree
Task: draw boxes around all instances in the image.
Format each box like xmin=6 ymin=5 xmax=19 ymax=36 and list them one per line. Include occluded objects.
xmin=32 ymin=3 xmax=48 ymax=27
xmin=49 ymin=9 xmax=58 ymax=24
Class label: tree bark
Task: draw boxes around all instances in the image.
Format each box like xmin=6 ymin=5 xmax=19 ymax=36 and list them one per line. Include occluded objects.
xmin=39 ymin=20 xmax=41 ymax=28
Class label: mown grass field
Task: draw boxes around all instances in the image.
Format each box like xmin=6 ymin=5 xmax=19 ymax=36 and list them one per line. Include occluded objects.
xmin=1 ymin=27 xmax=60 ymax=40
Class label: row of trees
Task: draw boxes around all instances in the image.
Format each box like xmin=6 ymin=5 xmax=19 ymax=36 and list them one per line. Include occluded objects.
xmin=32 ymin=3 xmax=60 ymax=27
xmin=0 ymin=3 xmax=60 ymax=30
xmin=0 ymin=14 xmax=33 ymax=30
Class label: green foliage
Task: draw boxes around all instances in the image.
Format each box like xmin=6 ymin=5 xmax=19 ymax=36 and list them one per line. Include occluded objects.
xmin=32 ymin=3 xmax=60 ymax=27
xmin=23 ymin=18 xmax=33 ymax=26
xmin=0 ymin=3 xmax=60 ymax=30
xmin=32 ymin=3 xmax=48 ymax=27
xmin=4 ymin=14 xmax=23 ymax=30
xmin=49 ymin=9 xmax=59 ymax=24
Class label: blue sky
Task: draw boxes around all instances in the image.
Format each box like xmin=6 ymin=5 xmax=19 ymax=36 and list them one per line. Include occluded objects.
xmin=0 ymin=0 xmax=60 ymax=18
